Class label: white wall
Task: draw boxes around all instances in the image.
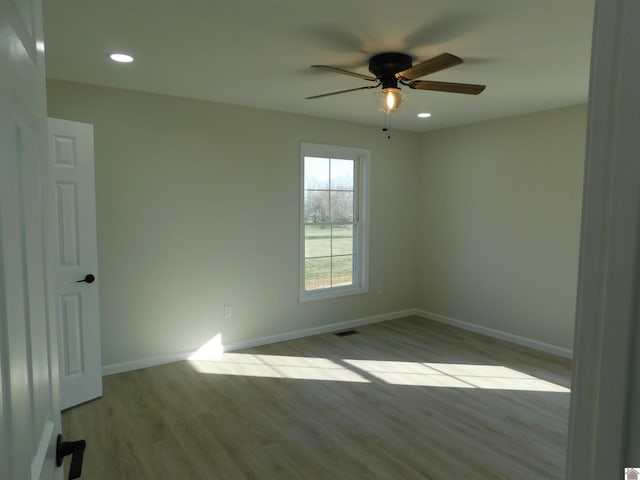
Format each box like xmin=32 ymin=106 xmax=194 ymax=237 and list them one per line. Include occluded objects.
xmin=417 ymin=105 xmax=587 ymax=352
xmin=46 ymin=79 xmax=587 ymax=370
xmin=46 ymin=80 xmax=419 ymax=368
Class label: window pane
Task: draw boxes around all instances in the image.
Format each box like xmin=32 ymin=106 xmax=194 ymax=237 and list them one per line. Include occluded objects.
xmin=332 ymin=255 xmax=353 ymax=287
xmin=305 ymin=257 xmax=331 ymax=290
xmin=305 ymin=225 xmax=331 ymax=258
xmin=330 ymin=159 xmax=354 ymax=190
xmin=304 ymin=190 xmax=330 ymax=224
xmin=332 ymin=225 xmax=353 ymax=256
xmin=305 ymin=157 xmax=330 ymax=190
xmin=330 ymin=191 xmax=353 ymax=223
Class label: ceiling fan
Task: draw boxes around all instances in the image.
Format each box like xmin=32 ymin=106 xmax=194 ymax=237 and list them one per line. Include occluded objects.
xmin=306 ymin=52 xmax=485 ymax=116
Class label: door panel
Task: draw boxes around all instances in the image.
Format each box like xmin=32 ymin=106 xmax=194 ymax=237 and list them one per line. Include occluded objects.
xmin=60 ymin=293 xmax=84 ymax=376
xmin=56 ymin=182 xmax=80 ymax=267
xmin=48 ymin=118 xmax=102 ymax=410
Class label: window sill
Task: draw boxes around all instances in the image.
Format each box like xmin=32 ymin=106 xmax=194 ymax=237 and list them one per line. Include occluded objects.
xmin=300 ymin=285 xmax=368 ymax=303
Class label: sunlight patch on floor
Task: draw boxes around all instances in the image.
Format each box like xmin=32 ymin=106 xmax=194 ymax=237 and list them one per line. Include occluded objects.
xmin=188 ymin=347 xmax=569 ymax=392
xmin=343 ymin=360 xmax=570 ymax=392
xmin=189 ymin=353 xmax=370 ymax=383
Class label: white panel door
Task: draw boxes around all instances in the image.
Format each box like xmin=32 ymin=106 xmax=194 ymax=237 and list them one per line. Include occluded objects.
xmin=48 ymin=118 xmax=103 ymax=410
xmin=0 ymin=0 xmax=62 ymax=479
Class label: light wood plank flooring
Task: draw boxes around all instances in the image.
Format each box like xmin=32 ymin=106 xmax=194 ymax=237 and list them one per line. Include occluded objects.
xmin=62 ymin=316 xmax=571 ymax=479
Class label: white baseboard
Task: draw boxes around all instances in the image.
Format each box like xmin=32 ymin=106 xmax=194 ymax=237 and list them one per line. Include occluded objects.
xmin=102 ymin=349 xmax=196 ymax=376
xmin=103 ymin=308 xmax=571 ymax=376
xmin=415 ymin=309 xmax=573 ymax=359
xmin=102 ymin=309 xmax=415 ymax=376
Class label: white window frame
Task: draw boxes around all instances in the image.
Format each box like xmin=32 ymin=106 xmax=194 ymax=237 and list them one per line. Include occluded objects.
xmin=299 ymin=142 xmax=370 ymax=302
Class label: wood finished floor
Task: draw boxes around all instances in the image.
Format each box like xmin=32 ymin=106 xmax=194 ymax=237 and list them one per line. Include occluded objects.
xmin=62 ymin=316 xmax=571 ymax=479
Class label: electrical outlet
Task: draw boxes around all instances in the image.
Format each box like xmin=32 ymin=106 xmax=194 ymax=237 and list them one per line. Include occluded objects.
xmin=376 ymin=284 xmax=383 ymax=295
xmin=224 ymin=304 xmax=232 ymax=319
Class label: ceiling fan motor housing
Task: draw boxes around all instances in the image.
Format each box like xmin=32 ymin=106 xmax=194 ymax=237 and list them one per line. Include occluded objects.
xmin=369 ymin=52 xmax=412 ymax=89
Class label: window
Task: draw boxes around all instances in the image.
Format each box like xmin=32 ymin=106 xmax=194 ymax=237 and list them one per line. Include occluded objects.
xmin=300 ymin=143 xmax=369 ymax=301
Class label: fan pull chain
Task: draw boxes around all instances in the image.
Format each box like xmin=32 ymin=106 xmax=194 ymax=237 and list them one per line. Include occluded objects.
xmin=382 ymin=112 xmax=392 ymax=139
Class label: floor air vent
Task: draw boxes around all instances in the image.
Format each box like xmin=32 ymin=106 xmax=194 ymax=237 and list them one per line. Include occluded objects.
xmin=335 ymin=329 xmax=358 ymax=337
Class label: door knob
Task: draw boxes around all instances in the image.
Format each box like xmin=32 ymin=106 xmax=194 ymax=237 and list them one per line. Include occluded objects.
xmin=76 ymin=274 xmax=95 ymax=284
xmin=56 ymin=434 xmax=86 ymax=479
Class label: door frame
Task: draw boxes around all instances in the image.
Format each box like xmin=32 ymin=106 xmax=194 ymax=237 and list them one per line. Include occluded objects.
xmin=567 ymin=0 xmax=640 ymax=477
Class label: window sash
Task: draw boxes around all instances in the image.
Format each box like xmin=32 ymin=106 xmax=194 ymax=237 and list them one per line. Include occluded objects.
xmin=303 ymin=222 xmax=358 ymax=291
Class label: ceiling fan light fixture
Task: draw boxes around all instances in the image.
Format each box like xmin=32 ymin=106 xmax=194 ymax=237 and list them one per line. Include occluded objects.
xmin=379 ymin=87 xmax=406 ymax=113
xmin=306 ymin=51 xmax=484 ymax=137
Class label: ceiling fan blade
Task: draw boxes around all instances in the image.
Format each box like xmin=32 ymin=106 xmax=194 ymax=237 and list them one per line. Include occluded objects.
xmin=306 ymin=85 xmax=379 ymax=99
xmin=409 ymin=80 xmax=486 ymax=95
xmin=396 ymin=53 xmax=463 ymax=80
xmin=311 ymin=65 xmax=377 ymax=82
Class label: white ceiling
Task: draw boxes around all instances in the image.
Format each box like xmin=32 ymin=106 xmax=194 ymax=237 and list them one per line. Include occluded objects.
xmin=42 ymin=0 xmax=595 ymax=133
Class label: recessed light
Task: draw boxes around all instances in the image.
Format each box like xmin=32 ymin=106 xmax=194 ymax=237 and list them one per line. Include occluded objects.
xmin=110 ymin=53 xmax=134 ymax=63
xmin=417 ymin=112 xmax=432 ymax=118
